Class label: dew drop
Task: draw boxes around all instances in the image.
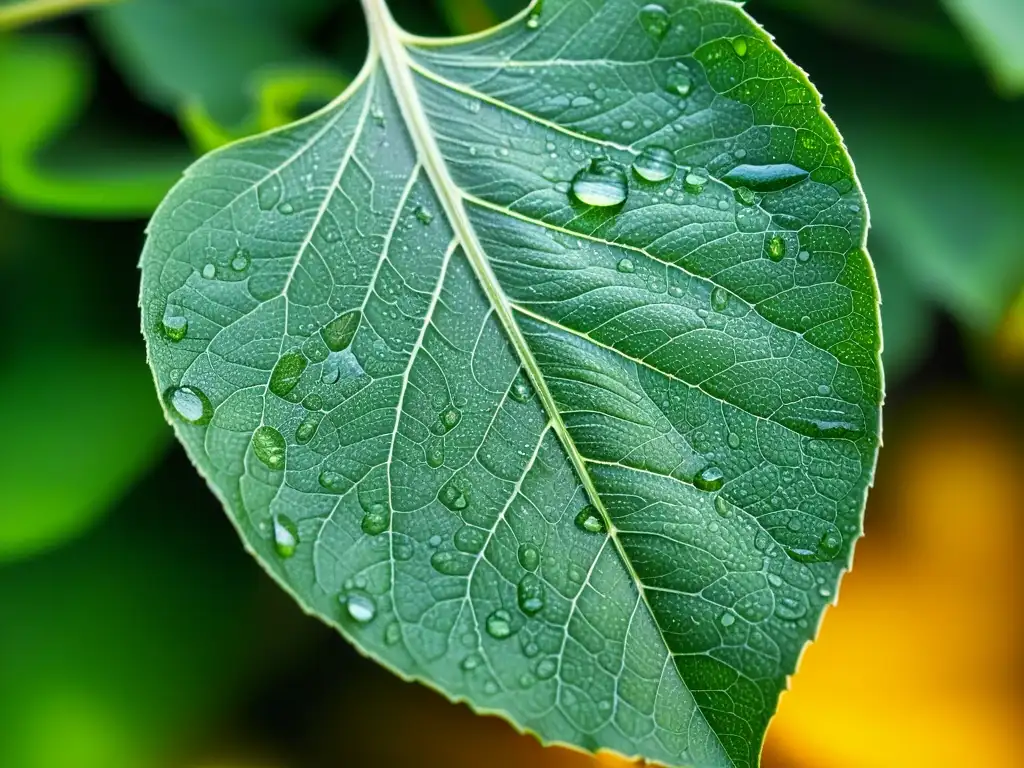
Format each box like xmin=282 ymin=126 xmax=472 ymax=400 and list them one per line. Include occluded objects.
xmin=639 ymin=3 xmax=671 ymax=40
xmin=767 ymin=235 xmax=787 ymax=262
xmin=733 ymin=186 xmax=757 ymax=206
xmin=684 ymin=172 xmax=707 ymax=194
xmin=425 ymin=439 xmax=445 ymax=469
xmin=486 ymin=609 xmax=513 ymax=639
xmin=775 ymin=594 xmax=807 ymax=621
xmin=165 ymin=386 xmax=213 ymax=425
xmin=665 ymin=64 xmax=693 ymax=97
xmin=230 ymin=248 xmax=251 ymax=272
xmin=321 ymin=310 xmax=361 ymax=352
xmin=536 ymin=658 xmax=557 ymax=680
xmin=732 ymin=37 xmax=749 ymax=57
xmin=571 ymin=159 xmax=629 ymax=207
xmin=319 ymin=470 xmax=346 ymax=493
xmin=277 ymin=202 xmax=295 ymax=215
xmin=269 ymin=351 xmax=308 ymax=399
xmin=461 ymin=653 xmax=481 ymax=671
xmin=727 ymin=432 xmax=742 ymax=449
xmin=722 ymin=163 xmax=808 ymax=193
xmin=711 ymin=286 xmax=729 ymax=312
xmin=517 ymin=543 xmax=540 ymax=571
xmin=632 ymin=146 xmax=676 ymax=182
xmin=517 ymin=574 xmax=546 ymax=616
xmin=439 ymin=480 xmax=469 ymax=512
xmin=202 ymin=263 xmax=216 ymax=280
xmin=342 ymin=591 xmax=377 ymax=624
xmin=414 ymin=205 xmax=434 ymax=225
xmin=160 ymin=313 xmax=188 ymax=343
xmin=384 ymin=621 xmax=402 ymax=645
xmin=272 ymin=514 xmax=299 ymax=558
xmin=430 ymin=550 xmax=474 ymax=577
xmin=257 ymin=176 xmax=282 ymax=211
xmin=720 ymin=612 xmax=736 ymax=627
xmin=361 ymin=504 xmax=389 ymax=536
xmin=798 ymin=250 xmax=811 ymax=263
xmin=574 ymin=506 xmax=605 ymax=534
xmin=509 ymin=372 xmax=534 ymax=403
xmin=252 ymin=426 xmax=286 ymax=471
xmin=714 ymin=495 xmax=731 ymax=517
xmin=454 ymin=525 xmax=486 ymax=555
xmin=617 ymin=258 xmax=636 ymax=274
xmin=694 ymin=465 xmax=725 ymax=492
xmin=438 ymin=407 xmax=462 ymax=434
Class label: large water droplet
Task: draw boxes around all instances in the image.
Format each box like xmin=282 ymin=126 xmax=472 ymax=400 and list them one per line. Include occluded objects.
xmin=684 ymin=172 xmax=707 ymax=194
xmin=201 ymin=263 xmax=216 ymax=280
xmin=166 ymin=386 xmax=213 ymax=425
xmin=486 ymin=609 xmax=513 ymax=639
xmin=273 ymin=514 xmax=298 ymax=558
xmin=727 ymin=432 xmax=742 ymax=449
xmin=257 ymin=176 xmax=283 ymax=211
xmin=694 ymin=466 xmax=725 ymax=491
xmin=252 ymin=426 xmax=286 ymax=470
xmin=269 ymin=351 xmax=308 ymax=399
xmin=517 ymin=574 xmax=546 ymax=615
xmin=295 ymin=411 xmax=323 ymax=445
xmin=722 ymin=163 xmax=809 ymax=193
xmin=342 ymin=590 xmax=377 ymax=624
xmin=320 ymin=310 xmax=361 ymax=352
xmin=633 ymin=146 xmax=675 ymax=182
xmin=430 ymin=550 xmax=474 ymax=576
xmin=454 ymin=525 xmax=487 ymax=554
xmin=714 ymin=495 xmax=732 ymax=517
xmin=665 ymin=63 xmax=693 ymax=97
xmin=639 ymin=4 xmax=671 ymax=40
xmin=617 ymin=258 xmax=636 ymax=274
xmin=574 ymin=506 xmax=605 ymax=533
xmin=439 ymin=480 xmax=469 ymax=512
xmin=785 ymin=527 xmax=844 ymax=563
xmin=517 ymin=543 xmax=540 ymax=571
xmin=767 ymin=235 xmax=787 ymax=262
xmin=774 ymin=594 xmax=807 ymax=621
xmin=160 ymin=311 xmax=188 ymax=343
xmin=437 ymin=407 xmax=462 ymax=434
xmin=711 ymin=286 xmax=729 ymax=312
xmin=361 ymin=504 xmax=389 ymax=536
xmin=571 ymin=159 xmax=629 ymax=207
xmin=732 ymin=37 xmax=749 ymax=57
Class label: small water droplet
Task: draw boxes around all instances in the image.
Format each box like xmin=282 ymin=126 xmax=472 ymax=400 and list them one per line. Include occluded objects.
xmin=160 ymin=313 xmax=188 ymax=343
xmin=273 ymin=514 xmax=298 ymax=558
xmin=278 ymin=202 xmax=295 ymax=215
xmin=230 ymin=248 xmax=251 ymax=272
xmin=684 ymin=172 xmax=707 ymax=194
xmin=486 ymin=609 xmax=513 ymax=639
xmin=694 ymin=465 xmax=725 ymax=491
xmin=734 ymin=186 xmax=757 ymax=206
xmin=414 ymin=205 xmax=433 ymax=225
xmin=438 ymin=407 xmax=461 ymax=434
xmin=727 ymin=432 xmax=741 ymax=449
xmin=321 ymin=310 xmax=361 ymax=352
xmin=257 ymin=176 xmax=282 ymax=211
xmin=767 ymin=235 xmax=787 ymax=262
xmin=509 ymin=372 xmax=534 ymax=403
xmin=517 ymin=573 xmax=546 ymax=616
xmin=165 ymin=386 xmax=213 ymax=425
xmin=666 ymin=64 xmax=693 ymax=97
xmin=342 ymin=590 xmax=377 ymax=624
xmin=711 ymin=286 xmax=729 ymax=312
xmin=425 ymin=439 xmax=445 ymax=469
xmin=722 ymin=163 xmax=808 ymax=193
xmin=574 ymin=506 xmax=605 ymax=534
xmin=732 ymin=37 xmax=748 ymax=57
xmin=295 ymin=412 xmax=323 ymax=445
xmin=617 ymin=258 xmax=636 ymax=274
xmin=571 ymin=159 xmax=629 ymax=207
xmin=202 ymin=263 xmax=216 ymax=280
xmin=361 ymin=504 xmax=389 ymax=536
xmin=517 ymin=543 xmax=540 ymax=571
xmin=720 ymin=612 xmax=736 ymax=627
xmin=632 ymin=146 xmax=676 ymax=182
xmin=454 ymin=525 xmax=487 ymax=554
xmin=714 ymin=495 xmax=732 ymax=517
xmin=461 ymin=653 xmax=481 ymax=671
xmin=384 ymin=621 xmax=402 ymax=645
xmin=775 ymin=594 xmax=806 ymax=621
xmin=639 ymin=3 xmax=671 ymax=40
xmin=318 ymin=470 xmax=347 ymax=493
xmin=439 ymin=480 xmax=469 ymax=512
xmin=252 ymin=426 xmax=286 ymax=470
xmin=269 ymin=351 xmax=308 ymax=399
xmin=536 ymin=658 xmax=557 ymax=680
xmin=430 ymin=550 xmax=473 ymax=576
xmin=668 ymin=285 xmax=684 ymax=298
xmin=797 ymin=250 xmax=811 ymax=263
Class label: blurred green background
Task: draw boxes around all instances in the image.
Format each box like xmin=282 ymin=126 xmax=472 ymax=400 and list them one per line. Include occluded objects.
xmin=0 ymin=1 xmax=1021 ymax=767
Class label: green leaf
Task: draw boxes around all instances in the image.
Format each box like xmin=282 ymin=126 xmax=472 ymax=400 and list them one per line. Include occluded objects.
xmin=942 ymin=0 xmax=1024 ymax=96
xmin=0 ymin=347 xmax=169 ymax=563
xmin=140 ymin=1 xmax=881 ymax=765
xmin=0 ymin=36 xmax=187 ymax=217
xmin=0 ymin=0 xmax=118 ymax=31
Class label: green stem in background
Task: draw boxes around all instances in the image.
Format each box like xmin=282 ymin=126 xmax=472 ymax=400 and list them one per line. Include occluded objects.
xmin=0 ymin=0 xmax=120 ymax=31
xmin=755 ymin=0 xmax=974 ymax=66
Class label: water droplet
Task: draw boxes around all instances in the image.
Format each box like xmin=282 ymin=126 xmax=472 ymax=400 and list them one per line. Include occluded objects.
xmin=785 ymin=528 xmax=844 ymax=563
xmin=321 ymin=310 xmax=361 ymax=352
xmin=665 ymin=64 xmax=693 ymax=97
xmin=160 ymin=313 xmax=188 ymax=343
xmin=574 ymin=506 xmax=605 ymax=534
xmin=438 ymin=407 xmax=461 ymax=434
xmin=230 ymin=248 xmax=251 ymax=272
xmin=732 ymin=37 xmax=748 ymax=57
xmin=257 ymin=176 xmax=282 ymax=211
xmin=517 ymin=543 xmax=540 ymax=571
xmin=517 ymin=574 xmax=546 ymax=615
xmin=269 ymin=351 xmax=308 ymax=399
xmin=165 ymin=386 xmax=213 ymax=425
xmin=302 ymin=393 xmax=323 ymax=411
xmin=767 ymin=235 xmax=786 ymax=262
xmin=727 ymin=432 xmax=742 ymax=449
xmin=767 ymin=573 xmax=784 ymax=588
xmin=425 ymin=439 xmax=445 ymax=469
xmin=722 ymin=163 xmax=808 ymax=194
xmin=775 ymin=594 xmax=807 ymax=621
xmin=342 ymin=590 xmax=377 ymax=624
xmin=439 ymin=480 xmax=469 ymax=512
xmin=571 ymin=159 xmax=629 ymax=207
xmin=797 ymin=250 xmax=811 ymax=263
xmin=202 ymin=263 xmax=216 ymax=280
xmin=278 ymin=202 xmax=295 ymax=215
xmin=684 ymin=172 xmax=707 ymax=194
xmin=295 ymin=412 xmax=323 ymax=445
xmin=486 ymin=609 xmax=513 ymax=639
xmin=361 ymin=504 xmax=389 ymax=536
xmin=430 ymin=550 xmax=473 ymax=576
xmin=633 ymin=146 xmax=676 ymax=182
xmin=393 ymin=535 xmax=415 ymax=561
xmin=720 ymin=611 xmax=736 ymax=627
xmin=711 ymin=286 xmax=729 ymax=312
xmin=273 ymin=515 xmax=298 ymax=558
xmin=384 ymin=621 xmax=402 ymax=645
xmin=617 ymin=258 xmax=635 ymax=274
xmin=509 ymin=372 xmax=534 ymax=403
xmin=639 ymin=4 xmax=671 ymax=40
xmin=714 ymin=495 xmax=732 ymax=517
xmin=733 ymin=186 xmax=757 ymax=206
xmin=668 ymin=285 xmax=684 ymax=298
xmin=414 ymin=205 xmax=433 ymax=225
xmin=452 ymin=526 xmax=485 ymax=555
xmin=252 ymin=426 xmax=286 ymax=470
xmin=461 ymin=653 xmax=481 ymax=671
xmin=694 ymin=466 xmax=725 ymax=491
xmin=318 ymin=470 xmax=346 ymax=493
xmin=536 ymin=658 xmax=557 ymax=680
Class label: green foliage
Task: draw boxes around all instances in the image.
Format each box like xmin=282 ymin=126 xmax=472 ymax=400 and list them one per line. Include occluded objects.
xmin=140 ymin=1 xmax=881 ymax=765
xmin=942 ymin=0 xmax=1024 ymax=94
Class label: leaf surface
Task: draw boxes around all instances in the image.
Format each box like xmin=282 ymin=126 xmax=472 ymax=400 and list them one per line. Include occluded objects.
xmin=140 ymin=2 xmax=881 ymax=765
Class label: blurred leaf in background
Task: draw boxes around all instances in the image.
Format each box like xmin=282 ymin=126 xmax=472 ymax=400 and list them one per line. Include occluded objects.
xmin=942 ymin=0 xmax=1024 ymax=94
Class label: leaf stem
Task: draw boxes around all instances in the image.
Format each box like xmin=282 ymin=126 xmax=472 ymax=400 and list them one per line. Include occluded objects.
xmin=0 ymin=0 xmax=120 ymax=31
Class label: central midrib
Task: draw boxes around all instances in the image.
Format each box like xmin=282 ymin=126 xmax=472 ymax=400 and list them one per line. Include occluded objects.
xmin=359 ymin=0 xmax=733 ymax=763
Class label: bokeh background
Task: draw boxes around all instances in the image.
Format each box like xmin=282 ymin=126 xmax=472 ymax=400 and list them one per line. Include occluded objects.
xmin=1 ymin=1 xmax=1021 ymax=767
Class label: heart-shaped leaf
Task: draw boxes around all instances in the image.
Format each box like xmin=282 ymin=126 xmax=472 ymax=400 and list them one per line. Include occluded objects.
xmin=140 ymin=2 xmax=881 ymax=765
